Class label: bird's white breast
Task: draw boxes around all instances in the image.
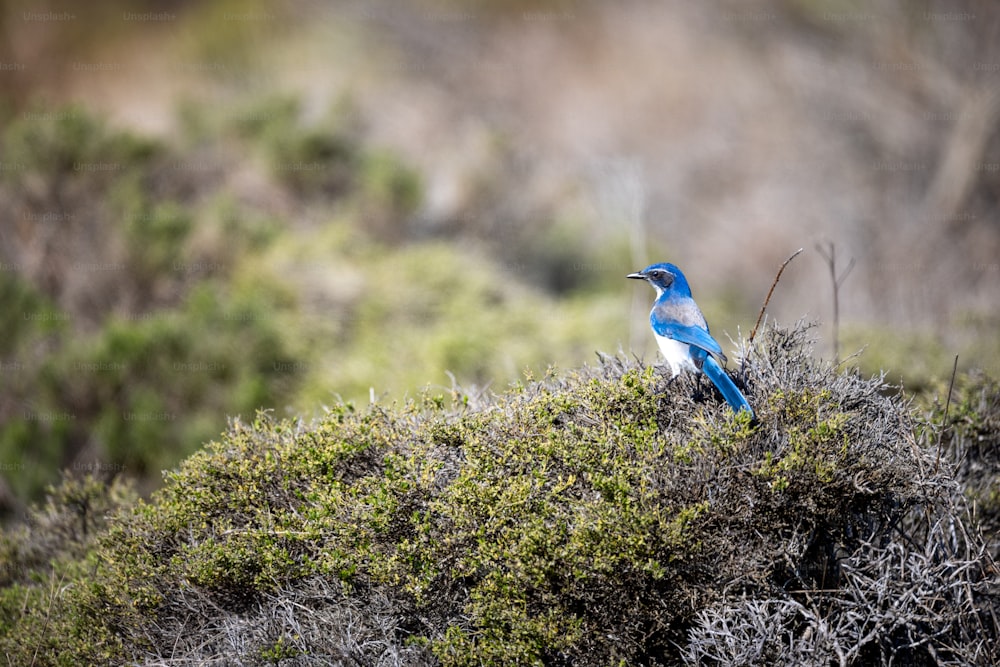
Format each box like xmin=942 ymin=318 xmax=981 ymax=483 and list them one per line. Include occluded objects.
xmin=654 ymin=334 xmax=698 ymax=377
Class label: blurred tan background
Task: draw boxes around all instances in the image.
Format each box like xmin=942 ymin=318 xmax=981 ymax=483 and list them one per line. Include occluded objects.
xmin=1 ymin=0 xmax=998 ymax=507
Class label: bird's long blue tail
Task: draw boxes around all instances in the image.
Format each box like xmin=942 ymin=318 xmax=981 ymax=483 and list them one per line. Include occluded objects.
xmin=701 ymin=356 xmax=754 ymax=417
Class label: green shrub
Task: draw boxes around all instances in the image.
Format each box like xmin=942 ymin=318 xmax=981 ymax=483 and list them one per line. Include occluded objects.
xmin=0 ymin=104 xmax=164 ymax=320
xmin=842 ymin=318 xmax=1000 ymax=395
xmin=0 ymin=474 xmax=137 ymax=587
xmin=1 ymin=103 xmax=157 ymax=183
xmin=358 ymin=150 xmax=424 ymax=242
xmin=1 ymin=324 xmax=995 ymax=665
xmin=232 ymin=94 xmax=359 ymax=197
xmin=0 ymin=94 xmax=642 ymax=515
xmin=0 ymin=281 xmax=302 ymax=501
xmin=0 ymin=271 xmax=66 ymax=358
xmin=290 ymin=241 xmax=626 ymax=408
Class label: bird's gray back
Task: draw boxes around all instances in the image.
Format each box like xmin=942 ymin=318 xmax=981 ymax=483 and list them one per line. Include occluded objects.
xmin=652 ymin=298 xmax=708 ymax=330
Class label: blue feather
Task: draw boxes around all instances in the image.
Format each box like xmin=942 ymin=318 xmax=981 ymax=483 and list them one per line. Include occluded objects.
xmin=701 ymin=355 xmax=753 ymax=416
xmin=629 ymin=262 xmax=754 ymax=418
xmin=652 ymin=318 xmax=725 ymax=360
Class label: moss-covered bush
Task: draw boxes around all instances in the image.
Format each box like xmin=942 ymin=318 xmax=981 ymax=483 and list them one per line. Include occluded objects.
xmin=1 ymin=324 xmax=996 ymax=666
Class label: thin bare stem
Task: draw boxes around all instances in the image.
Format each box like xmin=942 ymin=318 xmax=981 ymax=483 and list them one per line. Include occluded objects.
xmin=935 ymin=354 xmax=959 ymax=475
xmin=748 ymin=248 xmax=803 ymax=348
xmin=816 ymin=242 xmax=855 ymax=363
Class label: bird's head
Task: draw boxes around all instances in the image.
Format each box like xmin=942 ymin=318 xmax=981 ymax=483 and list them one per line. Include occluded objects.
xmin=627 ymin=262 xmax=692 ymax=298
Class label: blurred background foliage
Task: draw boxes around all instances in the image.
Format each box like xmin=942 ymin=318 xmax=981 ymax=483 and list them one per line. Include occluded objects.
xmin=0 ymin=0 xmax=998 ymax=510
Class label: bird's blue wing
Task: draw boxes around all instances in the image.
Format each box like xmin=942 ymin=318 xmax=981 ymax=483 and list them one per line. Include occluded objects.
xmin=650 ymin=298 xmax=725 ymax=358
xmin=702 ymin=355 xmax=754 ymax=416
xmin=651 ymin=319 xmax=725 ymax=359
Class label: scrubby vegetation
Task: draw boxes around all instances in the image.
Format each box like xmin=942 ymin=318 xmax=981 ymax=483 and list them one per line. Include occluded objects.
xmin=1 ymin=324 xmax=996 ymax=666
xmin=924 ymin=371 xmax=1000 ymax=560
xmin=5 ymin=0 xmax=1000 ymax=516
xmin=3 ymin=4 xmax=1000 ymax=662
xmin=0 ymin=100 xmax=631 ymax=508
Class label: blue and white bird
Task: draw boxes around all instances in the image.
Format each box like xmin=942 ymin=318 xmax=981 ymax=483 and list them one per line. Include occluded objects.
xmin=628 ymin=262 xmax=754 ymax=417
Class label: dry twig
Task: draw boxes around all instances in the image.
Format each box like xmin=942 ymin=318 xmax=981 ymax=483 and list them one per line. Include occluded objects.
xmin=748 ymin=248 xmax=803 ymax=349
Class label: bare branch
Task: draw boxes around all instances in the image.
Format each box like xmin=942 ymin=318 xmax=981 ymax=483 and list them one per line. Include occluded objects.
xmin=935 ymin=354 xmax=959 ymax=475
xmin=748 ymin=248 xmax=803 ymax=350
xmin=816 ymin=242 xmax=855 ymax=363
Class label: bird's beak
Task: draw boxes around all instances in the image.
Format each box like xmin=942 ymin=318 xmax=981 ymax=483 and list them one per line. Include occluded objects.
xmin=626 ymin=272 xmax=646 ymax=280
